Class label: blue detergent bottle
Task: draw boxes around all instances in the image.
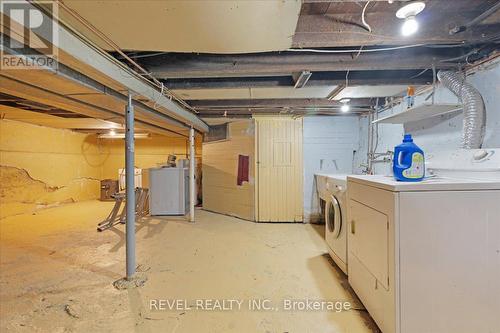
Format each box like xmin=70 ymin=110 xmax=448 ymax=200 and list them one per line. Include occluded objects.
xmin=393 ymin=134 xmax=425 ymax=182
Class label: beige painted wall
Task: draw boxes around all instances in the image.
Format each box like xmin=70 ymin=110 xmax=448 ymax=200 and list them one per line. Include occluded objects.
xmin=0 ymin=119 xmax=103 ymax=218
xmin=99 ymin=134 xmax=202 ymax=180
xmin=202 ymin=120 xmax=255 ymax=221
xmin=0 ymin=120 xmax=202 ymax=219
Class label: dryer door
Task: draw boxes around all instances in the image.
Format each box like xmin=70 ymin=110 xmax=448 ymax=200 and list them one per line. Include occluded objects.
xmin=326 ymin=194 xmax=342 ymax=238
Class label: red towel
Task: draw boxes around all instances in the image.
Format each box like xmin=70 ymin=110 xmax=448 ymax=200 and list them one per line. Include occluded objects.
xmin=237 ymin=155 xmax=249 ymax=186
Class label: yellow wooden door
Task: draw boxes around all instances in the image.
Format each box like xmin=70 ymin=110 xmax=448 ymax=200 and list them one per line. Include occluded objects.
xmin=254 ymin=116 xmax=303 ymax=222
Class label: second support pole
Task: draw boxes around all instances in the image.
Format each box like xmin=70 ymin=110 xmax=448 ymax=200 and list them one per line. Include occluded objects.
xmin=189 ymin=126 xmax=195 ymax=222
xmin=125 ymin=92 xmax=136 ymax=279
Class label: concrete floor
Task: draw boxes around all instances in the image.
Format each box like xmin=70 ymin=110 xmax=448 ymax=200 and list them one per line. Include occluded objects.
xmin=0 ymin=200 xmax=379 ymax=333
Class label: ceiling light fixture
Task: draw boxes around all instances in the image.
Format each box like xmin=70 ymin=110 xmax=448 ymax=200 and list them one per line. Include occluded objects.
xmin=98 ymin=132 xmax=150 ymax=139
xmin=396 ymin=2 xmax=425 ymax=37
xmin=401 ymin=16 xmax=418 ymax=36
xmin=340 ymin=99 xmax=351 ymax=113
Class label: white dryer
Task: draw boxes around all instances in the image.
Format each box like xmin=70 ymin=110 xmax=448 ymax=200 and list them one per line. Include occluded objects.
xmin=347 ymin=149 xmax=500 ymax=333
xmin=316 ymin=174 xmax=348 ymax=274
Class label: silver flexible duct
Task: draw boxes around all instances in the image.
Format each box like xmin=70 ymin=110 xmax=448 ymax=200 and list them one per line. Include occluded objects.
xmin=437 ymin=71 xmax=485 ymax=149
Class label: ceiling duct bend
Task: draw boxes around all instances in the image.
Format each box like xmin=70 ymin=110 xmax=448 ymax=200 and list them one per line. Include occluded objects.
xmin=437 ymin=71 xmax=485 ymax=149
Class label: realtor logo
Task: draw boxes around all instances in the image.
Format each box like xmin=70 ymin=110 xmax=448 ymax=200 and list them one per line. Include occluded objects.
xmin=0 ymin=0 xmax=59 ymax=69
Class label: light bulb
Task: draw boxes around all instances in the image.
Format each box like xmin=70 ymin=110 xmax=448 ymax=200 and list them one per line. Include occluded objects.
xmin=402 ymin=16 xmax=418 ymax=36
xmin=341 ymin=104 xmax=350 ymax=113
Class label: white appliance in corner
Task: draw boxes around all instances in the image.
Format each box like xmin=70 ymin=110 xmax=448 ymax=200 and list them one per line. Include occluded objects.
xmin=149 ymin=167 xmax=189 ymax=215
xmin=118 ymin=168 xmax=142 ymax=191
xmin=316 ymin=173 xmax=348 ymax=274
xmin=347 ymin=149 xmax=500 ymax=333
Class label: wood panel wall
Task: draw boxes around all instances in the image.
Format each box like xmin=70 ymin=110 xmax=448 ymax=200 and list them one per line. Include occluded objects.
xmin=254 ymin=116 xmax=303 ymax=222
xmin=202 ymin=120 xmax=255 ymax=221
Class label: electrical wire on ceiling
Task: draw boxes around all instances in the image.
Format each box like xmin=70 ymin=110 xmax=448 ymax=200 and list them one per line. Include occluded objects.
xmin=285 ymin=38 xmax=499 ymax=54
xmin=286 ymin=44 xmax=426 ymax=53
xmin=425 ymin=43 xmax=467 ymax=48
xmin=291 ymin=107 xmax=371 ymax=119
xmin=122 ymin=40 xmax=492 ymax=59
xmin=362 ymin=1 xmax=372 ymax=33
xmin=409 ymin=68 xmax=430 ymax=79
xmin=354 ymin=45 xmax=364 ymax=59
xmin=439 ymin=49 xmax=481 ymax=63
xmin=127 ymin=52 xmax=168 ymax=59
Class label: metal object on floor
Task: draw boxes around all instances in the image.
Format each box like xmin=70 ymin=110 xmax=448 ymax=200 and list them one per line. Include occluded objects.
xmin=97 ymin=192 xmax=125 ymax=232
xmin=97 ymin=188 xmax=149 ymax=232
xmin=136 ymin=188 xmax=150 ymax=218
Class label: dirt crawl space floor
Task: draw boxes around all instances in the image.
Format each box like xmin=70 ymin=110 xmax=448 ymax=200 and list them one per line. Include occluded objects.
xmin=0 ymin=200 xmax=380 ymax=333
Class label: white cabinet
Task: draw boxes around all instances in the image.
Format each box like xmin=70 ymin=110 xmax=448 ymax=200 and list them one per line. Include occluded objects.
xmin=347 ymin=175 xmax=500 ymax=333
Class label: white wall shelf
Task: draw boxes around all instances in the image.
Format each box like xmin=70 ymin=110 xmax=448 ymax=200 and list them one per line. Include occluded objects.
xmin=373 ymin=104 xmax=463 ymax=124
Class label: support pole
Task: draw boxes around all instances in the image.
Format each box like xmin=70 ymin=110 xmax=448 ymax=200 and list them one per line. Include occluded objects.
xmin=125 ymin=92 xmax=136 ymax=279
xmin=189 ymin=126 xmax=195 ymax=222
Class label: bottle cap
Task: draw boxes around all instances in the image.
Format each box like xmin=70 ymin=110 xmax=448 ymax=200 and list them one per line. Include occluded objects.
xmin=403 ymin=134 xmax=413 ymax=142
xmin=407 ymin=86 xmax=415 ymax=96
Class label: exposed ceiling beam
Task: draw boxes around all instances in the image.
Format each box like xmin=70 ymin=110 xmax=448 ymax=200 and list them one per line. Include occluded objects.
xmin=326 ymin=85 xmax=346 ymax=101
xmin=144 ymin=48 xmax=461 ymax=79
xmin=293 ymin=70 xmax=313 ymax=88
xmin=198 ymin=108 xmax=368 ymax=117
xmin=0 ymin=75 xmax=186 ymax=137
xmin=302 ymin=0 xmax=410 ymax=2
xmin=201 ymin=114 xmax=253 ymax=119
xmin=163 ymin=69 xmax=433 ymax=89
xmin=1 ymin=0 xmax=208 ymax=132
xmin=295 ymin=1 xmax=500 ymax=48
xmin=188 ymin=98 xmax=375 ymax=108
xmin=449 ymin=1 xmax=500 ymax=35
xmin=1 ymin=46 xmax=191 ymax=136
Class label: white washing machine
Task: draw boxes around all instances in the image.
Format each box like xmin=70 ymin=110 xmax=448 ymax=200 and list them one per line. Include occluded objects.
xmin=315 ymin=173 xmax=348 ymax=274
xmin=315 ymin=173 xmax=331 ymax=202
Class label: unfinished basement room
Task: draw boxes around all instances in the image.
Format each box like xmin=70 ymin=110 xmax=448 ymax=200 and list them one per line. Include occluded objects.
xmin=1 ymin=0 xmax=499 ymax=332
